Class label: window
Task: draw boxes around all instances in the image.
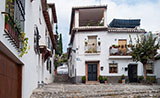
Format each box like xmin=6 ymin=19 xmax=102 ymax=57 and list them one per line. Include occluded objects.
xmin=46 ymin=59 xmax=49 ymax=70
xmin=118 ymin=39 xmax=127 ymax=54
xmin=34 ymin=26 xmax=40 ymax=54
xmin=86 ymin=36 xmax=97 ymax=53
xmin=46 ymin=59 xmax=52 ymax=74
xmin=146 ymin=63 xmax=154 ymax=74
xmin=4 ymin=0 xmax=25 ymax=48
xmin=109 ymin=63 xmax=118 ymax=73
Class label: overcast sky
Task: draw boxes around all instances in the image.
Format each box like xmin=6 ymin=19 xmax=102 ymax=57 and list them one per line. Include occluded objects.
xmin=48 ymin=0 xmax=160 ymax=52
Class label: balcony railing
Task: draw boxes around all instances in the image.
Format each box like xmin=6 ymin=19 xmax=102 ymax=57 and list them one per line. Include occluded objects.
xmin=4 ymin=16 xmax=21 ymax=48
xmin=85 ymin=46 xmax=101 ymax=54
xmin=3 ymin=0 xmax=25 ymax=49
xmin=109 ymin=45 xmax=132 ymax=56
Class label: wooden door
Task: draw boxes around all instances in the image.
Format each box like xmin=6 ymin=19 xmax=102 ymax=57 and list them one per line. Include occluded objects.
xmin=88 ymin=64 xmax=97 ymax=81
xmin=0 ymin=52 xmax=22 ymax=98
xmin=118 ymin=39 xmax=127 ymax=54
xmin=128 ymin=64 xmax=137 ymax=82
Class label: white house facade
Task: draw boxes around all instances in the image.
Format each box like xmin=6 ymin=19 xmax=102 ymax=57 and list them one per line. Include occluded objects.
xmin=0 ymin=0 xmax=57 ymax=98
xmin=67 ymin=5 xmax=157 ymax=84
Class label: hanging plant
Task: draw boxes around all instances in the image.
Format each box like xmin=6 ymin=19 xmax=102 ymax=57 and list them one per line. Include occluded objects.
xmin=85 ymin=41 xmax=88 ymax=46
xmin=19 ymin=32 xmax=30 ymax=57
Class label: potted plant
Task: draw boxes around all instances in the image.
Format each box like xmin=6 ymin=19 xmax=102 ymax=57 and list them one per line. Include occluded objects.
xmin=82 ymin=76 xmax=86 ymax=83
xmin=112 ymin=45 xmax=116 ymax=48
xmin=85 ymin=41 xmax=88 ymax=46
xmin=92 ymin=49 xmax=97 ymax=53
xmin=87 ymin=49 xmax=92 ymax=53
xmin=121 ymin=74 xmax=125 ymax=84
xmin=104 ymin=77 xmax=108 ymax=84
xmin=128 ymin=44 xmax=131 ymax=47
xmin=99 ymin=75 xmax=104 ymax=83
xmin=5 ymin=15 xmax=9 ymax=30
xmin=138 ymin=76 xmax=144 ymax=83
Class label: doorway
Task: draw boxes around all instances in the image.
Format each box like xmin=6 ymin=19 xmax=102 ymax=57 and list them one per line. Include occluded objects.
xmin=85 ymin=61 xmax=99 ymax=83
xmin=128 ymin=64 xmax=137 ymax=82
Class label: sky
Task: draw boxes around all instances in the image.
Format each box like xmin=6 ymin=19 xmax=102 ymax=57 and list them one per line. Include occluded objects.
xmin=48 ymin=0 xmax=160 ymax=53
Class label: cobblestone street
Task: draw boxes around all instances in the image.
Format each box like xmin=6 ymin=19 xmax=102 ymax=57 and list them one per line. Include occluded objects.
xmin=30 ymin=83 xmax=160 ymax=98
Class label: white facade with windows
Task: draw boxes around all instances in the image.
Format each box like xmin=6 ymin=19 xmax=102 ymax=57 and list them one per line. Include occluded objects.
xmin=67 ymin=5 xmax=157 ymax=83
xmin=0 ymin=0 xmax=57 ymax=98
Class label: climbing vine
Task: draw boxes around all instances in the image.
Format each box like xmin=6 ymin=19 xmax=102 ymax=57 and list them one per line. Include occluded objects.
xmin=19 ymin=32 xmax=30 ymax=57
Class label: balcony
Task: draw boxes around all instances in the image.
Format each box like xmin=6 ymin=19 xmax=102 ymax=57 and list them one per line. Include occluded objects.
xmin=109 ymin=45 xmax=132 ymax=59
xmin=79 ymin=8 xmax=105 ymax=27
xmin=4 ymin=16 xmax=21 ymax=48
xmin=3 ymin=0 xmax=25 ymax=49
xmin=84 ymin=46 xmax=101 ymax=55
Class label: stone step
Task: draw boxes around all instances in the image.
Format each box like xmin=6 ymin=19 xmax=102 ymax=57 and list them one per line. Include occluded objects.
xmin=54 ymin=74 xmax=71 ymax=83
xmin=30 ymin=89 xmax=160 ymax=98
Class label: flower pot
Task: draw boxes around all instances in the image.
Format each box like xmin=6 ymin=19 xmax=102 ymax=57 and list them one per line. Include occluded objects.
xmin=100 ymin=80 xmax=104 ymax=83
xmin=122 ymin=79 xmax=125 ymax=84
xmin=82 ymin=80 xmax=85 ymax=83
xmin=5 ymin=23 xmax=9 ymax=31
xmin=104 ymin=81 xmax=108 ymax=84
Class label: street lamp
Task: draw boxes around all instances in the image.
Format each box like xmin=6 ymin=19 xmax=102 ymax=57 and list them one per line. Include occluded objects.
xmin=68 ymin=43 xmax=76 ymax=53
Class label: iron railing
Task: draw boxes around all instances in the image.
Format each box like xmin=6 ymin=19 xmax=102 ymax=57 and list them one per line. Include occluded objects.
xmin=3 ymin=0 xmax=25 ymax=48
xmin=109 ymin=45 xmax=132 ymax=56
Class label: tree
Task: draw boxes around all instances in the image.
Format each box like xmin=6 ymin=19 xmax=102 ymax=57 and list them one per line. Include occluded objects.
xmin=55 ymin=24 xmax=63 ymax=56
xmin=129 ymin=33 xmax=160 ymax=80
xmin=55 ymin=24 xmax=59 ymax=55
xmin=59 ymin=34 xmax=63 ymax=55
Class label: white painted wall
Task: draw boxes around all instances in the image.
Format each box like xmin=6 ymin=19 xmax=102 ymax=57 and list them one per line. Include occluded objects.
xmin=154 ymin=60 xmax=160 ymax=79
xmin=0 ymin=0 xmax=56 ymax=98
xmin=69 ymin=31 xmax=144 ymax=77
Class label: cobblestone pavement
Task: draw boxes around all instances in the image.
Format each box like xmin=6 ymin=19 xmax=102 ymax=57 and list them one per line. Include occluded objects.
xmin=30 ymin=83 xmax=160 ymax=98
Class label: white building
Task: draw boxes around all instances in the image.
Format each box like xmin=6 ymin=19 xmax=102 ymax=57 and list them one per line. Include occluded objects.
xmin=67 ymin=5 xmax=156 ymax=84
xmin=0 ymin=0 xmax=57 ymax=98
xmin=154 ymin=33 xmax=160 ymax=84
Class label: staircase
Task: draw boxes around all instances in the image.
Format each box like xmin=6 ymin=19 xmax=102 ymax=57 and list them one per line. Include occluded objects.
xmin=54 ymin=74 xmax=71 ymax=83
xmin=30 ymin=84 xmax=160 ymax=98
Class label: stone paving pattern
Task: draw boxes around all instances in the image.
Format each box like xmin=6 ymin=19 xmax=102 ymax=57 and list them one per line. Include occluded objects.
xmin=30 ymin=83 xmax=160 ymax=98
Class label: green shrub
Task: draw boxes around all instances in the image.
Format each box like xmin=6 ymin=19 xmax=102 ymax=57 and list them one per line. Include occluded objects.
xmin=121 ymin=74 xmax=125 ymax=80
xmin=138 ymin=76 xmax=144 ymax=82
xmin=151 ymin=77 xmax=156 ymax=83
xmin=82 ymin=76 xmax=86 ymax=83
xmin=104 ymin=77 xmax=108 ymax=81
xmin=99 ymin=75 xmax=103 ymax=81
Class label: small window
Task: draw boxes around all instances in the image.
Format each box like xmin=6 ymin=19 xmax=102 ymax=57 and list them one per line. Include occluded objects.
xmin=146 ymin=63 xmax=153 ymax=74
xmin=46 ymin=59 xmax=49 ymax=70
xmin=109 ymin=63 xmax=118 ymax=73
xmin=49 ymin=60 xmax=52 ymax=74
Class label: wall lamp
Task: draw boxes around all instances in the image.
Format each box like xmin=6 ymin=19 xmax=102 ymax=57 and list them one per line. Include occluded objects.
xmin=68 ymin=43 xmax=77 ymax=53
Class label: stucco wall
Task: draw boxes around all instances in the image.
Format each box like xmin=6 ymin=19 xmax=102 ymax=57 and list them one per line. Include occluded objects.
xmin=154 ymin=60 xmax=160 ymax=84
xmin=69 ymin=30 xmax=144 ymax=78
xmin=0 ymin=0 xmax=56 ymax=98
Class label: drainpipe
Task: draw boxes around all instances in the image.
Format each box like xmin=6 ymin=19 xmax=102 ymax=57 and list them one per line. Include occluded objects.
xmin=38 ymin=54 xmax=40 ymax=88
xmin=41 ymin=56 xmax=44 ymax=85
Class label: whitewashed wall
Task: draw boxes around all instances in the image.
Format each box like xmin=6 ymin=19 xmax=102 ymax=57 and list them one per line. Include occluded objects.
xmin=69 ymin=31 xmax=144 ymax=77
xmin=154 ymin=60 xmax=160 ymax=78
xmin=0 ymin=0 xmax=56 ymax=98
